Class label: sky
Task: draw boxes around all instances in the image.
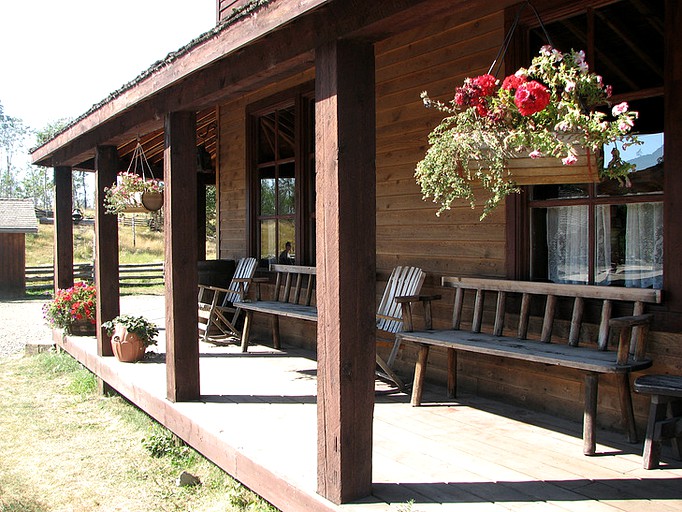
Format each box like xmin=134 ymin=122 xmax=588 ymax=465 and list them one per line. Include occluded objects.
xmin=0 ymin=0 xmax=215 ymax=134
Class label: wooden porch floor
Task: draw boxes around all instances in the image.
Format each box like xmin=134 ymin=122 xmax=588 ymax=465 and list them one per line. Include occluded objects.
xmin=57 ymin=296 xmax=682 ymax=512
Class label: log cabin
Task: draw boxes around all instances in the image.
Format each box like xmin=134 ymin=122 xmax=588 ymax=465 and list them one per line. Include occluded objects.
xmin=0 ymin=198 xmax=38 ymax=297
xmin=31 ymin=0 xmax=680 ymax=508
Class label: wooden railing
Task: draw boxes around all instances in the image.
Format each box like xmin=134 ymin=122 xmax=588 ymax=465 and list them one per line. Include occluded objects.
xmin=26 ymin=262 xmax=164 ymax=291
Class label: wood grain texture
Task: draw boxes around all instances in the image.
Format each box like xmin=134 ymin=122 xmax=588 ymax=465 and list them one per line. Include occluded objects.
xmin=315 ymin=39 xmax=375 ymax=504
xmin=164 ymin=111 xmax=200 ymax=402
xmin=94 ymin=145 xmax=120 ymax=357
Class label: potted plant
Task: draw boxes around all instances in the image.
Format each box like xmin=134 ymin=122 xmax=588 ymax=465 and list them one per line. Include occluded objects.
xmin=42 ymin=282 xmax=97 ymax=336
xmin=102 ymin=314 xmax=159 ymax=362
xmin=103 ymin=171 xmax=164 ymax=215
xmin=416 ymin=45 xmax=640 ymax=219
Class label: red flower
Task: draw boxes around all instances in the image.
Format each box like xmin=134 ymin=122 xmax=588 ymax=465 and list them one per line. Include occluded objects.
xmin=514 ymin=81 xmax=551 ymax=116
xmin=501 ymin=74 xmax=527 ymax=91
xmin=472 ymin=74 xmax=498 ymax=97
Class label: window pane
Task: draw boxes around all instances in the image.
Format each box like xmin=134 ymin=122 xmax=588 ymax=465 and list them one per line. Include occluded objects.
xmin=531 ymin=183 xmax=589 ymax=201
xmin=278 ymin=219 xmax=295 ymax=263
xmin=260 ymin=219 xmax=277 ymax=263
xmin=278 ymin=107 xmax=296 ymax=160
xmin=598 ymin=132 xmax=664 ymax=197
xmin=260 ymin=177 xmax=276 ymax=216
xmin=279 ymin=177 xmax=295 ymax=215
xmin=258 ymin=113 xmax=276 ymax=163
xmin=625 ymin=202 xmax=663 ymax=288
xmin=546 ymin=206 xmax=589 ymax=284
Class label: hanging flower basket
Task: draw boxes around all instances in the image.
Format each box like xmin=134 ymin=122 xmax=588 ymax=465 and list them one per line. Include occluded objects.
xmin=104 ymin=142 xmax=164 ymax=215
xmin=416 ymin=45 xmax=640 ymax=219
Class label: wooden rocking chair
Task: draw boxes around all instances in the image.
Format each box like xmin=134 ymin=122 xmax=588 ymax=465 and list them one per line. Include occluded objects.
xmin=198 ymin=257 xmax=258 ymax=342
xmin=375 ymin=266 xmax=427 ymax=391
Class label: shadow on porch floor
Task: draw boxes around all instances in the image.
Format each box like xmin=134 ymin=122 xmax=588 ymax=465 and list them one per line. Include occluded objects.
xmin=57 ymin=295 xmax=682 ymax=512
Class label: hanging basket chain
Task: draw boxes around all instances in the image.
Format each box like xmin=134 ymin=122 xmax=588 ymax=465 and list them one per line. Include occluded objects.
xmin=488 ymin=0 xmax=555 ymax=78
xmin=127 ymin=140 xmax=157 ymax=183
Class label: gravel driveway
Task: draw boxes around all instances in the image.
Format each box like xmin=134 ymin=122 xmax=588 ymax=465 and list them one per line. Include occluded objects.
xmin=0 ymin=295 xmax=165 ymax=359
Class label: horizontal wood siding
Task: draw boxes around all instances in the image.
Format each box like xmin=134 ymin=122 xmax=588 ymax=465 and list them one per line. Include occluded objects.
xmin=213 ymin=2 xmax=682 ymax=434
xmin=217 ymin=0 xmax=253 ymax=23
xmin=0 ymin=233 xmax=25 ymax=296
xmin=375 ymin=8 xmax=507 ymax=277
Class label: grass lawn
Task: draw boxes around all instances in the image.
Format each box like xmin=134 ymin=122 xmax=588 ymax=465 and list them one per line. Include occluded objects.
xmin=0 ymin=351 xmax=276 ymax=512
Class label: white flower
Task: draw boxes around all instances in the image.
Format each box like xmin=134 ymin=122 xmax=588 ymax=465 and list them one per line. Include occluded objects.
xmin=612 ymin=102 xmax=629 ymax=116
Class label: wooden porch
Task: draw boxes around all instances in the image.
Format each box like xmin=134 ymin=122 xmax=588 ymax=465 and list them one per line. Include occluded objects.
xmin=54 ymin=295 xmax=682 ymax=512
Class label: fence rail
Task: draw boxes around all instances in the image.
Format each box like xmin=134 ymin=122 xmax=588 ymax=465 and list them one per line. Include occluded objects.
xmin=26 ymin=262 xmax=164 ymax=290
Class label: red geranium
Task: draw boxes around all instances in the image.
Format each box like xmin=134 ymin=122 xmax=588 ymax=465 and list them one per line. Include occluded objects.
xmin=501 ymin=74 xmax=527 ymax=91
xmin=514 ymin=81 xmax=551 ymax=116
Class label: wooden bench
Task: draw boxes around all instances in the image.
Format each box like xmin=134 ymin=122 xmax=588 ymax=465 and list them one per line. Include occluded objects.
xmin=239 ymin=264 xmax=317 ymax=352
xmin=634 ymin=374 xmax=682 ymax=469
xmin=397 ymin=276 xmax=662 ymax=455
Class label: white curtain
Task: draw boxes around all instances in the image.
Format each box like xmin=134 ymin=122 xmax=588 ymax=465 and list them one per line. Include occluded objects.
xmin=625 ymin=202 xmax=663 ymax=289
xmin=547 ymin=206 xmax=588 ymax=284
xmin=595 ymin=205 xmax=612 ymax=285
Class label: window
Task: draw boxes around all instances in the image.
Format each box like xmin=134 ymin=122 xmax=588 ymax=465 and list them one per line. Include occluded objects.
xmin=249 ymin=87 xmax=315 ymax=266
xmin=522 ymin=1 xmax=664 ymax=289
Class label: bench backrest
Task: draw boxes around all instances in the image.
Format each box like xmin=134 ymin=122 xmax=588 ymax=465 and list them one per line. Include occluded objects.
xmin=442 ymin=276 xmax=662 ymax=353
xmin=269 ymin=264 xmax=316 ymax=306
xmin=377 ymin=266 xmax=426 ymax=334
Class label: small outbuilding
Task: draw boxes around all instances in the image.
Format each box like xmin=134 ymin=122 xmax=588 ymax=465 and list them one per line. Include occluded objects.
xmin=0 ymin=198 xmax=39 ymax=297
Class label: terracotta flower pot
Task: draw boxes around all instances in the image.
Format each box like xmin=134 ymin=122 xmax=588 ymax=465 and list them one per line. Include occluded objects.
xmin=110 ymin=324 xmax=147 ymax=362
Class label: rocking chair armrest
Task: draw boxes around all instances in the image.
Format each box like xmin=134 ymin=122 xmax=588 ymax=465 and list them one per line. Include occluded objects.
xmin=395 ymin=294 xmax=441 ymax=304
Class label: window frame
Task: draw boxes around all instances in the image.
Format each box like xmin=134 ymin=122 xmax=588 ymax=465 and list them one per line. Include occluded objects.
xmin=505 ymin=0 xmax=682 ymax=326
xmin=246 ymin=83 xmax=315 ymax=267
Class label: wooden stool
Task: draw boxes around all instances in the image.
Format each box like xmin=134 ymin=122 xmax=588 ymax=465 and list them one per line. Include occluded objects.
xmin=633 ymin=375 xmax=682 ymax=469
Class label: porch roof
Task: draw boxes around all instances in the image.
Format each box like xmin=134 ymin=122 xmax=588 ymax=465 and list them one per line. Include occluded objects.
xmin=29 ymin=0 xmax=463 ymax=170
xmin=56 ymin=295 xmax=682 ymax=512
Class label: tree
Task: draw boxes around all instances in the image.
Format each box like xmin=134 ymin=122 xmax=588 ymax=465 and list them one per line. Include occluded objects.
xmin=0 ymin=101 xmax=29 ymax=198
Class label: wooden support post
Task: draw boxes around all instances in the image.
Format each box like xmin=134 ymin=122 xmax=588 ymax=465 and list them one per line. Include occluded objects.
xmin=95 ymin=145 xmax=120 ymax=357
xmin=315 ymin=39 xmax=375 ymax=505
xmin=53 ymin=166 xmax=74 ymax=291
xmin=164 ymin=111 xmax=200 ymax=402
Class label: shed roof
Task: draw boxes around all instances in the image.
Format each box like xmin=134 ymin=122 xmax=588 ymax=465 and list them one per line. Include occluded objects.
xmin=0 ymin=199 xmax=39 ymax=234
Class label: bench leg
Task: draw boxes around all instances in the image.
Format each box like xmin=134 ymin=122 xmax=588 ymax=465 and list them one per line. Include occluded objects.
xmin=272 ymin=316 xmax=281 ymax=350
xmin=583 ymin=372 xmax=599 ymax=456
xmin=447 ymin=349 xmax=457 ymax=399
xmin=411 ymin=344 xmax=430 ymax=407
xmin=670 ymin=399 xmax=682 ymax=460
xmin=643 ymin=395 xmax=668 ymax=469
xmin=617 ymin=373 xmax=638 ymax=443
xmin=240 ymin=311 xmax=253 ymax=353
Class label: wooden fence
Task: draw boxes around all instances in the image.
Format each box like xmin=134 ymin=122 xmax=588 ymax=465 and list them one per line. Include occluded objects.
xmin=26 ymin=262 xmax=164 ymax=291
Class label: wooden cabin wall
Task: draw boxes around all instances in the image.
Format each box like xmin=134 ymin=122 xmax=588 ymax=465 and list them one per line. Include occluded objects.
xmin=0 ymin=233 xmax=26 ymax=297
xmin=215 ymin=1 xmax=682 ymax=432
xmin=216 ymin=0 xmax=253 ymax=23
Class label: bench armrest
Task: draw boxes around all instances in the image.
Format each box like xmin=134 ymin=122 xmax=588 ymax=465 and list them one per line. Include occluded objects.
xmin=251 ymin=277 xmax=270 ymax=300
xmin=610 ymin=314 xmax=654 ymax=364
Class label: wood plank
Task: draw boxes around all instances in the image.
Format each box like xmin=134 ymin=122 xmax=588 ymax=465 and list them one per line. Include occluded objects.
xmin=94 ymin=145 xmax=120 ymax=357
xmin=164 ymin=111 xmax=200 ymax=402
xmin=53 ymin=166 xmax=74 ymax=291
xmin=315 ymin=39 xmax=375 ymax=504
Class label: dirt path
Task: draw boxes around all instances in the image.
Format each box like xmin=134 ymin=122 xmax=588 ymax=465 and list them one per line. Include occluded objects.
xmin=0 ymin=298 xmax=52 ymax=358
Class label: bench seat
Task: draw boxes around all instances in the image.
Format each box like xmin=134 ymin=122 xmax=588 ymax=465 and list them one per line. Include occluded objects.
xmin=399 ymin=329 xmax=653 ymax=374
xmin=239 ymin=301 xmax=318 ymax=323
